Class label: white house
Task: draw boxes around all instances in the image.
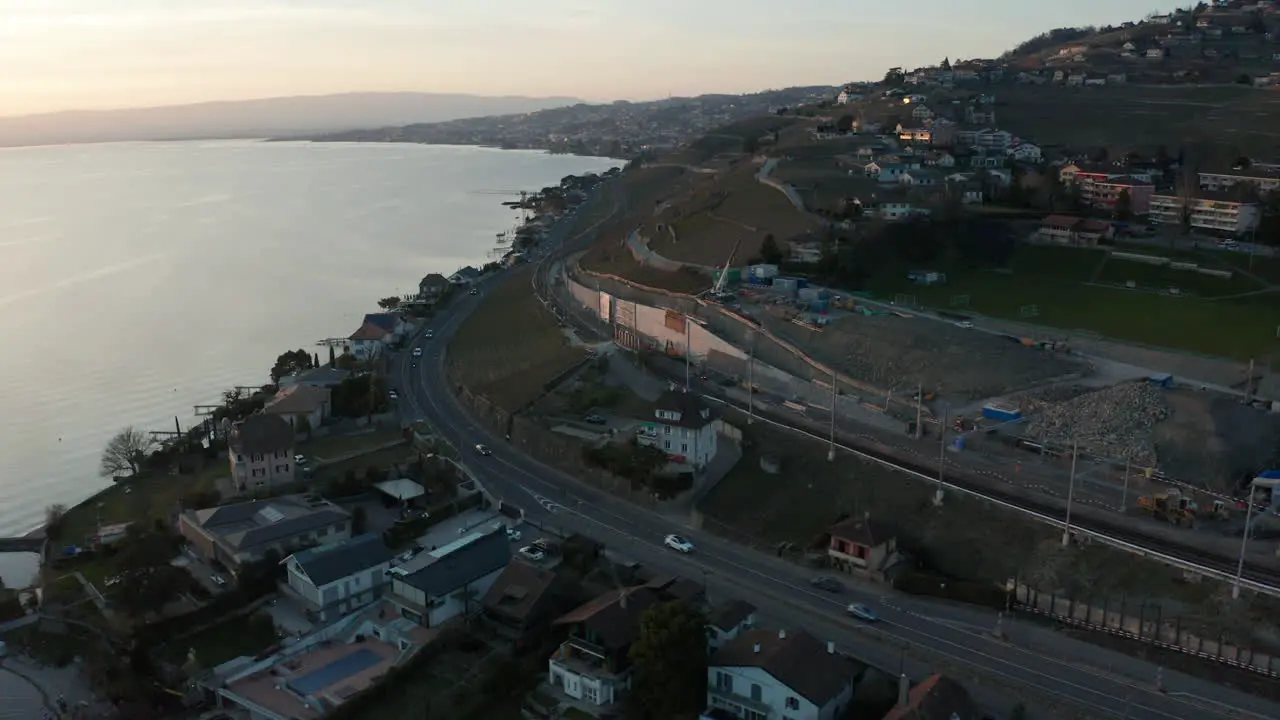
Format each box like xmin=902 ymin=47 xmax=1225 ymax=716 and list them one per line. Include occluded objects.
xmin=262 ymin=384 xmax=330 ymax=431
xmin=284 ymin=533 xmax=394 ymax=623
xmin=707 ymin=600 xmax=758 ymax=650
xmin=636 ymin=391 xmax=719 ymax=471
xmin=836 ymin=89 xmax=863 ymax=104
xmin=1008 ymin=142 xmax=1043 ymax=163
xmin=386 ymin=528 xmax=511 ymax=627
xmin=227 ymin=414 xmax=296 ymax=494
xmin=448 ymin=266 xmax=481 ymax=285
xmin=706 ymin=629 xmax=857 ymax=720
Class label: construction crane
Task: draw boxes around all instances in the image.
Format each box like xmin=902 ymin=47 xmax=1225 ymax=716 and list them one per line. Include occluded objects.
xmin=710 ymin=238 xmax=743 ymax=302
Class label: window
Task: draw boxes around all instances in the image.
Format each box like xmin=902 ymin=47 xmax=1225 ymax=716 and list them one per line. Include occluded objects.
xmin=663 ymin=425 xmax=671 ymax=435
xmin=714 ymin=671 xmax=732 ymax=692
xmin=680 ymin=444 xmax=688 ymax=454
xmin=663 ymin=441 xmax=671 ymax=450
xmin=750 ymin=683 xmax=762 ymax=702
xmin=786 ymin=697 xmax=800 ymax=710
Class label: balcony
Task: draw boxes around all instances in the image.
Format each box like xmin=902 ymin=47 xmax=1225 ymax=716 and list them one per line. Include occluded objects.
xmin=551 ymin=639 xmax=628 ymax=680
xmin=708 ymin=687 xmax=775 ymax=719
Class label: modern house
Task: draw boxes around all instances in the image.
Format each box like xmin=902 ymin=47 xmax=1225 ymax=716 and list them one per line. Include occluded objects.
xmin=179 ymin=495 xmax=351 ymax=570
xmin=707 ymin=629 xmax=859 ymax=720
xmin=548 ymin=586 xmax=663 ymax=708
xmin=707 ymin=600 xmax=758 ymax=650
xmin=636 ymin=390 xmax=719 ymax=471
xmin=448 ymin=266 xmax=482 ymax=285
xmin=417 ymin=273 xmax=451 ymax=300
xmin=262 ymin=385 xmax=331 ymax=431
xmin=278 ymin=367 xmax=351 ymax=391
xmin=1007 ymin=142 xmax=1042 ymax=163
xmin=228 ymin=414 xmax=296 ymax=494
xmin=482 ymin=560 xmax=565 ymax=649
xmin=826 ymin=517 xmax=899 ymax=579
xmin=283 ymin=533 xmax=395 ymax=623
xmin=386 ymin=528 xmax=512 ymax=628
xmin=1149 ymin=191 xmax=1261 ymax=236
xmin=882 ymin=673 xmax=980 ymax=720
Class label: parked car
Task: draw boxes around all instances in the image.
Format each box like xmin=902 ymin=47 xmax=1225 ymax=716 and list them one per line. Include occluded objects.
xmin=846 ymin=603 xmax=879 ymax=622
xmin=664 ymin=534 xmax=694 ymax=553
xmin=506 ymin=527 xmax=522 ymax=541
xmin=810 ymin=576 xmax=844 ymax=593
xmin=584 ymin=414 xmax=607 ymax=425
xmin=211 ymin=574 xmax=227 ymax=587
xmin=519 ymin=546 xmax=546 ymax=561
xmin=955 ymin=321 xmax=974 ymax=329
xmin=475 ymin=444 xmax=492 ymax=456
xmin=294 ymin=454 xmax=308 ymax=466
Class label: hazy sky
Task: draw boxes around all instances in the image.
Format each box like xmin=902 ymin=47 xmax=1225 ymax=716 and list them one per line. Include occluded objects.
xmin=2 ymin=0 xmax=1173 ymax=115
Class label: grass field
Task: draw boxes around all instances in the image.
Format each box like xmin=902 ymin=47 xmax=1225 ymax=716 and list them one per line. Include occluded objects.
xmin=159 ymin=612 xmax=277 ymax=668
xmin=865 ymin=244 xmax=1280 ymax=360
xmin=449 ymin=266 xmax=586 ymax=413
xmin=54 ymin=462 xmax=223 ymax=548
xmin=992 ymin=84 xmax=1280 ymax=156
xmin=302 ymin=428 xmax=404 ymax=462
xmin=347 ymin=639 xmax=513 ymax=719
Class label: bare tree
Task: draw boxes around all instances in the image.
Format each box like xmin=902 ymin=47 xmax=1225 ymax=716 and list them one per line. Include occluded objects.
xmin=44 ymin=503 xmax=67 ymax=535
xmin=99 ymin=426 xmax=156 ymax=478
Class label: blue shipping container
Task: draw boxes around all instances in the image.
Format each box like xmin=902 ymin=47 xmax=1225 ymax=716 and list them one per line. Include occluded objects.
xmin=747 ymin=276 xmax=773 ymax=286
xmin=795 ymin=278 xmax=810 ymax=289
xmin=981 ymin=404 xmax=1022 ymax=423
xmin=810 ymin=300 xmax=829 ymax=312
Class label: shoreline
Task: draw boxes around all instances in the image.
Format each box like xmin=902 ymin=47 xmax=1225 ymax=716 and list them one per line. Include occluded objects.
xmin=16 ymin=163 xmax=614 ymax=549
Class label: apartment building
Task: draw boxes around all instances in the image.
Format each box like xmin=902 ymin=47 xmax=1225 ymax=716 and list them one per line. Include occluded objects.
xmin=1149 ymin=191 xmax=1261 ymax=236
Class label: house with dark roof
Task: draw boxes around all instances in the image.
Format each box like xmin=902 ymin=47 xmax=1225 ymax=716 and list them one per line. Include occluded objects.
xmin=178 ymin=495 xmax=351 ymax=570
xmin=278 ymin=366 xmax=352 ymax=391
xmin=548 ymin=586 xmax=663 ymax=708
xmin=882 ymin=673 xmax=980 ymax=720
xmin=284 ymin=533 xmax=394 ymax=623
xmin=707 ymin=599 xmax=757 ymax=650
xmin=227 ymin=414 xmax=297 ymax=494
xmin=827 ymin=517 xmax=900 ymax=580
xmin=386 ymin=528 xmax=511 ymax=628
xmin=481 ymin=560 xmax=566 ymax=649
xmin=448 ymin=265 xmax=481 ymax=285
xmin=417 ymin=273 xmax=451 ymax=300
xmin=262 ymin=384 xmax=331 ymax=431
xmin=347 ymin=312 xmax=412 ymax=360
xmin=636 ymin=390 xmax=719 ymax=471
xmin=707 ymin=629 xmax=861 ymax=720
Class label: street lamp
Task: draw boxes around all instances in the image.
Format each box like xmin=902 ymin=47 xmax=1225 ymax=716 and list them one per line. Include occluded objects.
xmin=1232 ymin=477 xmax=1259 ymax=599
xmin=1061 ymin=440 xmax=1078 ymax=547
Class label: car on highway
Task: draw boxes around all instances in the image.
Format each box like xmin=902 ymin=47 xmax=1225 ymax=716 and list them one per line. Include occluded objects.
xmin=424 ymin=329 xmax=434 ymax=339
xmin=846 ymin=603 xmax=879 ymax=622
xmin=810 ymin=576 xmax=844 ymax=593
xmin=469 ymin=288 xmax=479 ymax=295
xmin=211 ymin=574 xmax=227 ymax=587
xmin=388 ymin=389 xmax=398 ymax=400
xmin=519 ymin=545 xmax=546 ymax=561
xmin=475 ymin=444 xmax=492 ymax=456
xmin=663 ymin=534 xmax=694 ymax=553
xmin=412 ymin=347 xmax=423 ymax=357
xmin=955 ymin=321 xmax=974 ymax=329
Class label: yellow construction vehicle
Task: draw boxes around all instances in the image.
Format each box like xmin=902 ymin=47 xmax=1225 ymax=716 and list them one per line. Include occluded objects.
xmin=1137 ymin=490 xmax=1197 ymax=527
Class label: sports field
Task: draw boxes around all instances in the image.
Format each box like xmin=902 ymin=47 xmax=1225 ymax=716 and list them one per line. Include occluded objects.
xmin=866 ymin=244 xmax=1280 ymax=360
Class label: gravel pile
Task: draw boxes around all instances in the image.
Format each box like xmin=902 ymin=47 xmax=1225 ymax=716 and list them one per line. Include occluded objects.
xmin=1025 ymin=382 xmax=1169 ymax=464
xmin=764 ymin=313 xmax=1086 ymax=400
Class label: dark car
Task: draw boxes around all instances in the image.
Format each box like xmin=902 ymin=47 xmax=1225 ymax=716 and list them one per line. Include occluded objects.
xmin=810 ymin=576 xmax=844 ymax=593
xmin=584 ymin=414 xmax=607 ymax=425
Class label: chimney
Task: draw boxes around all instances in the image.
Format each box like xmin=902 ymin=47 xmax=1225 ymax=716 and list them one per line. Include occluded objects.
xmin=897 ymin=673 xmax=910 ymax=707
xmin=753 ymin=643 xmax=761 ymax=653
xmin=778 ymin=629 xmax=786 ymax=639
xmin=827 ymin=641 xmax=835 ymax=654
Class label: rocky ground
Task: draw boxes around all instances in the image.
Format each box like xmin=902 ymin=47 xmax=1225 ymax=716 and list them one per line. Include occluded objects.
xmin=1023 ymin=382 xmax=1170 ymax=467
xmin=764 ymin=313 xmax=1087 ymax=401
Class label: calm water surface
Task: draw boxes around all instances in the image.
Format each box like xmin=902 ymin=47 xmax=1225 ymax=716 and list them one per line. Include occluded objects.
xmin=0 ymin=140 xmax=619 ymax=545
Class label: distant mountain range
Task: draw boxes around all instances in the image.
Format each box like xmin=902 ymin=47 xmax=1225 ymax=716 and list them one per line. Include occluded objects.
xmin=0 ymin=92 xmax=583 ymax=148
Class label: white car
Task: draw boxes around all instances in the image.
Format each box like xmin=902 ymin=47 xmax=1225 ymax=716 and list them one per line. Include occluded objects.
xmin=424 ymin=329 xmax=434 ymax=339
xmin=955 ymin=321 xmax=974 ymax=329
xmin=211 ymin=574 xmax=227 ymax=587
xmin=664 ymin=534 xmax=694 ymax=553
xmin=388 ymin=389 xmax=398 ymax=400
xmin=412 ymin=347 xmax=423 ymax=357
xmin=294 ymin=454 xmax=308 ymax=466
xmin=475 ymin=444 xmax=492 ymax=456
xmin=506 ymin=527 xmax=522 ymax=541
xmin=519 ymin=546 xmax=546 ymax=561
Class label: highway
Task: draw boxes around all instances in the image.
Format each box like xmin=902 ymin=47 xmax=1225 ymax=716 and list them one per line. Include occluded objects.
xmin=393 ymin=193 xmax=1280 ymax=720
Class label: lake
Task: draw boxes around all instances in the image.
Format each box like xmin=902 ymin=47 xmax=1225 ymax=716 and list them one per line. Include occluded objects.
xmin=0 ymin=140 xmax=620 ymax=546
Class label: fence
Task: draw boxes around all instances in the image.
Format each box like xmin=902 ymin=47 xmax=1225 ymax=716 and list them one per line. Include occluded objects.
xmin=1013 ymin=583 xmax=1279 ymax=677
